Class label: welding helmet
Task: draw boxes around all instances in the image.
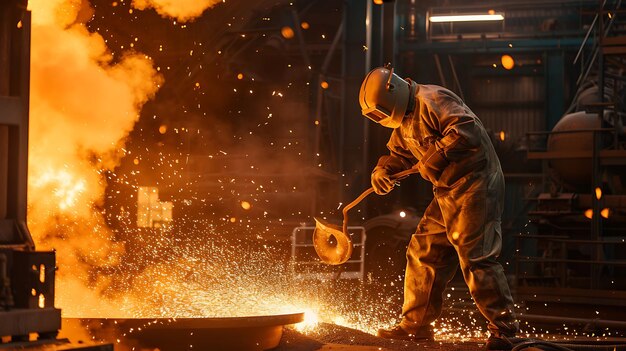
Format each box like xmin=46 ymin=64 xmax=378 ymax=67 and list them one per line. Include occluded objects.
xmin=359 ymin=66 xmax=410 ymax=129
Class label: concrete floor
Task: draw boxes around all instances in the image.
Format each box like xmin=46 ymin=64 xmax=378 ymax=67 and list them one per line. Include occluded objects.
xmin=276 ymin=324 xmax=626 ymax=351
xmin=276 ymin=323 xmax=485 ymax=351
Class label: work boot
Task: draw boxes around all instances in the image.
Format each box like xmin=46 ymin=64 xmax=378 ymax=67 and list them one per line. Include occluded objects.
xmin=377 ymin=325 xmax=434 ymax=342
xmin=485 ymin=333 xmax=514 ymax=351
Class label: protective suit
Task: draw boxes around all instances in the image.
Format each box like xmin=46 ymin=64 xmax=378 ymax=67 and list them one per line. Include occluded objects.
xmin=372 ymin=81 xmax=519 ymax=337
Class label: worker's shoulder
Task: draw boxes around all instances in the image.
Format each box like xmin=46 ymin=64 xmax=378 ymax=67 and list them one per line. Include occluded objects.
xmin=417 ymin=84 xmax=464 ymax=104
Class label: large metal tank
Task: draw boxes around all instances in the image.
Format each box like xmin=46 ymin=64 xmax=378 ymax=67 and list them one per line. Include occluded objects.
xmin=546 ymin=111 xmax=610 ymax=191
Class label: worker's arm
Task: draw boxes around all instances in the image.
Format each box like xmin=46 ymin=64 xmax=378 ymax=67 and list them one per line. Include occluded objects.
xmin=427 ymin=89 xmax=482 ymax=162
xmin=371 ymin=129 xmax=417 ymax=194
xmin=416 ymin=89 xmax=482 ymax=182
xmin=374 ymin=128 xmax=417 ymax=174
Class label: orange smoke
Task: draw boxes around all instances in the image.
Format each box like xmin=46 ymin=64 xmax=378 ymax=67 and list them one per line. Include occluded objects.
xmin=131 ymin=0 xmax=222 ymax=22
xmin=27 ymin=0 xmax=162 ymax=316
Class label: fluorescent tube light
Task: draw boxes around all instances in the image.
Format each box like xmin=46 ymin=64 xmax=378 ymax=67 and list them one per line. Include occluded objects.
xmin=429 ymin=14 xmax=504 ymax=22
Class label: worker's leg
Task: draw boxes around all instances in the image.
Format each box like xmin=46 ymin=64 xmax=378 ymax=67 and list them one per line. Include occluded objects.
xmin=438 ymin=172 xmax=518 ymax=335
xmin=399 ymin=199 xmax=459 ymax=333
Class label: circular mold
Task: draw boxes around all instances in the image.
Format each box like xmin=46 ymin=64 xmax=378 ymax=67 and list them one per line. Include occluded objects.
xmin=66 ymin=312 xmax=304 ymax=351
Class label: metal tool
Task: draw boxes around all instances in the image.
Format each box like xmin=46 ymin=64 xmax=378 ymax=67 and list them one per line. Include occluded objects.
xmin=313 ymin=168 xmax=420 ymax=265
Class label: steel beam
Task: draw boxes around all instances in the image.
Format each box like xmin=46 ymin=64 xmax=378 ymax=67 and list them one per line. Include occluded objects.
xmin=400 ymin=37 xmax=587 ymax=54
xmin=545 ymin=51 xmax=565 ymax=130
xmin=0 ymin=308 xmax=61 ymax=337
xmin=340 ymin=0 xmax=368 ymax=201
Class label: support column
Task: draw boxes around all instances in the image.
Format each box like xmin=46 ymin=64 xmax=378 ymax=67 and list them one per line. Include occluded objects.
xmin=545 ymin=51 xmax=565 ymax=130
xmin=340 ymin=0 xmax=368 ymax=201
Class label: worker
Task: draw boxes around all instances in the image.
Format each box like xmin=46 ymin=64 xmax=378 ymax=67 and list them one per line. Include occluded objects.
xmin=360 ymin=66 xmax=519 ymax=350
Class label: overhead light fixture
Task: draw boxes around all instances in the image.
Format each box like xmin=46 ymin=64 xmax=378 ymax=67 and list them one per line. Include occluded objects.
xmin=429 ymin=13 xmax=504 ymax=23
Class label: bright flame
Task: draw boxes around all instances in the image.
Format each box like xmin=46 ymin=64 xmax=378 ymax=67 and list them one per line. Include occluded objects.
xmin=28 ymin=0 xmax=161 ymax=317
xmin=499 ymin=131 xmax=506 ymax=141
xmin=131 ymin=0 xmax=222 ymax=22
xmin=295 ymin=309 xmax=320 ymax=332
xmin=595 ymin=187 xmax=602 ymax=200
xmin=584 ymin=209 xmax=593 ymax=219
xmin=30 ymin=169 xmax=87 ymax=211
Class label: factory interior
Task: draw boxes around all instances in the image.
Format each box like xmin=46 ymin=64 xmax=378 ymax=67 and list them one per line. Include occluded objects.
xmin=2 ymin=0 xmax=626 ymax=350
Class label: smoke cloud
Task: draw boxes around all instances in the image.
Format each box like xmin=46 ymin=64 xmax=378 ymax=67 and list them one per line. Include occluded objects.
xmin=27 ymin=0 xmax=162 ymax=315
xmin=131 ymin=0 xmax=222 ymax=22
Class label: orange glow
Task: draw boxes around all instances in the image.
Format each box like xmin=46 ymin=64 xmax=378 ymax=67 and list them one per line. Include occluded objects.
xmin=301 ymin=22 xmax=310 ymax=30
xmin=39 ymin=264 xmax=46 ymax=283
xmin=595 ymin=187 xmax=602 ymax=200
xmin=237 ymin=73 xmax=244 ymax=80
xmin=24 ymin=2 xmax=493 ymax=342
xmin=601 ymin=208 xmax=610 ymax=219
xmin=584 ymin=209 xmax=593 ymax=219
xmin=241 ymin=200 xmax=251 ymax=210
xmin=281 ymin=26 xmax=295 ymax=39
xmin=499 ymin=131 xmax=505 ymax=141
xmin=373 ymin=0 xmax=384 ymax=4
xmin=501 ymin=55 xmax=514 ymax=70
xmin=28 ymin=0 xmax=161 ymax=320
xmin=30 ymin=169 xmax=87 ymax=211
xmin=130 ymin=0 xmax=222 ymax=22
xmin=488 ymin=9 xmax=495 ymax=15
xmin=294 ymin=309 xmax=320 ymax=332
xmin=320 ymin=81 xmax=329 ymax=89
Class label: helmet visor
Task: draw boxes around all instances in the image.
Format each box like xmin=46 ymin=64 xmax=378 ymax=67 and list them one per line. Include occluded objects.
xmin=362 ymin=104 xmax=392 ymax=123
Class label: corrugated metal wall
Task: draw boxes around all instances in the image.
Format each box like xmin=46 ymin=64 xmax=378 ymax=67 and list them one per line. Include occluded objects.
xmin=470 ymin=75 xmax=546 ymax=141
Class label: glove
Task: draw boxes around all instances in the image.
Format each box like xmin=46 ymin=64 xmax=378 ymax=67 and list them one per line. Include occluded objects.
xmin=417 ymin=144 xmax=449 ymax=184
xmin=371 ymin=168 xmax=395 ymax=195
